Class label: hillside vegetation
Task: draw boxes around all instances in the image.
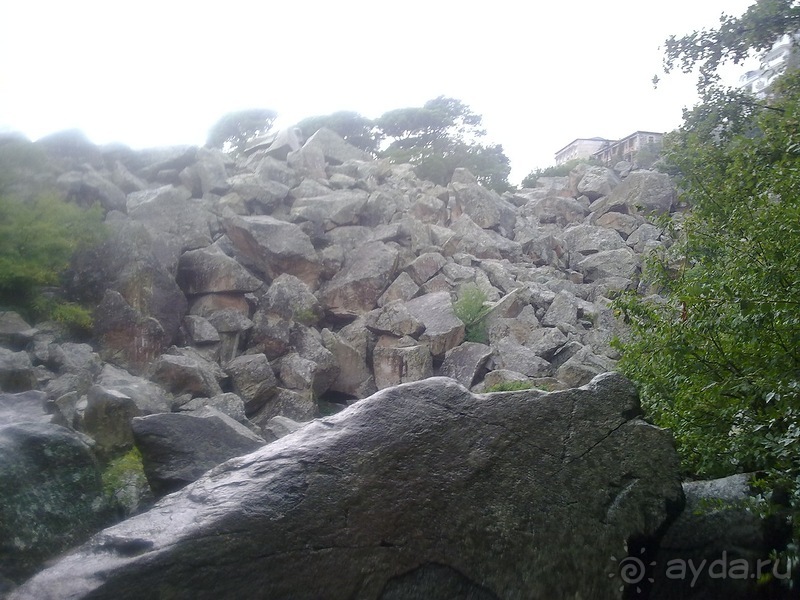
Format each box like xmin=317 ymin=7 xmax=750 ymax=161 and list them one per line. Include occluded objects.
xmin=0 ymin=138 xmax=105 ymax=332
xmin=615 ymin=0 xmax=800 ymax=558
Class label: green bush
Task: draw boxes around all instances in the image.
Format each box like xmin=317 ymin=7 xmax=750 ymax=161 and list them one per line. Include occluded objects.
xmin=102 ymin=447 xmax=146 ymax=496
xmin=0 ymin=193 xmax=105 ymax=323
xmin=453 ymin=284 xmax=490 ymax=343
xmin=614 ymin=1 xmax=800 ymax=578
xmin=101 ymin=447 xmax=150 ymax=516
xmin=50 ymin=301 xmax=94 ymax=337
xmin=612 ymin=70 xmax=800 ymax=548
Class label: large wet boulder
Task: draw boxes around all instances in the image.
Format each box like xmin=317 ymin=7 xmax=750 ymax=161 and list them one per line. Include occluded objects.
xmin=131 ymin=410 xmax=265 ymax=496
xmin=223 ymin=215 xmax=323 ymax=289
xmin=56 ymin=169 xmax=126 ymax=212
xmin=301 ymin=127 xmax=373 ymax=165
xmin=319 ymin=242 xmax=399 ymax=315
xmin=0 ymin=422 xmax=111 ymax=585
xmin=0 ymin=391 xmax=50 ymax=425
xmin=0 ymin=312 xmax=33 ymax=350
xmin=372 ymin=335 xmax=433 ymax=390
xmin=448 ymin=168 xmax=516 ymax=235
xmin=650 ymin=474 xmax=791 ymax=600
xmin=176 ymin=243 xmax=262 ymax=295
xmin=290 ymin=189 xmax=369 ymax=229
xmin=0 ymin=349 xmax=38 ymax=392
xmin=127 ymin=185 xmax=216 ymax=252
xmin=12 ymin=373 xmax=682 ymax=600
xmin=72 ymin=218 xmax=188 ymax=371
xmin=576 ymin=165 xmax=620 ymax=201
xmin=223 ymin=353 xmax=278 ymax=416
xmin=604 ymin=170 xmax=676 ymax=217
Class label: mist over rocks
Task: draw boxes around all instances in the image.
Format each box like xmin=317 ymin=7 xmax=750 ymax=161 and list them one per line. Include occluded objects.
xmin=1 ymin=127 xmax=695 ymax=596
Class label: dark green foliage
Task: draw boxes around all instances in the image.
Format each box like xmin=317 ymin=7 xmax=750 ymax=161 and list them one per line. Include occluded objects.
xmin=615 ymin=7 xmax=800 ymax=560
xmin=662 ymin=0 xmax=800 ymax=92
xmin=206 ymin=108 xmax=278 ymax=154
xmin=0 ymin=193 xmax=105 ymax=324
xmin=101 ymin=446 xmax=150 ymax=516
xmin=295 ymin=111 xmax=379 ymax=155
xmin=48 ymin=301 xmax=95 ymax=338
xmin=102 ymin=447 xmax=146 ymax=498
xmin=616 ymin=72 xmax=800 ymax=479
xmin=377 ymin=96 xmax=512 ymax=192
xmin=453 ymin=284 xmax=490 ymax=343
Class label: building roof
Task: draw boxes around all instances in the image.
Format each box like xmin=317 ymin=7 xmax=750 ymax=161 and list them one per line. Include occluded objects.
xmin=618 ymin=130 xmax=664 ymax=138
xmin=554 ymin=137 xmax=611 ymax=156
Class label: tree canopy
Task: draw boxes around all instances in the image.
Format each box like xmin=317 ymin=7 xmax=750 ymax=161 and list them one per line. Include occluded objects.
xmin=206 ymin=108 xmax=278 ymax=154
xmin=376 ymin=96 xmax=511 ymax=192
xmin=614 ymin=0 xmax=800 ymax=567
xmin=662 ymin=0 xmax=800 ymax=91
xmin=295 ymin=111 xmax=379 ymax=155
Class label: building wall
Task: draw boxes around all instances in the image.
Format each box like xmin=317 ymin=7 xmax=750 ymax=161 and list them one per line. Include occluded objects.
xmin=738 ymin=33 xmax=798 ymax=98
xmin=593 ymin=132 xmax=663 ymax=165
xmin=554 ymin=138 xmax=609 ymax=166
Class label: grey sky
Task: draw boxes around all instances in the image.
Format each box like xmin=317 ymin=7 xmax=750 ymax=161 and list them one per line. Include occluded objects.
xmin=0 ymin=0 xmax=757 ymax=183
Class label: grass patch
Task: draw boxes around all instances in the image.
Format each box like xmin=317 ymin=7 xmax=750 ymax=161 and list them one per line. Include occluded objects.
xmin=485 ymin=380 xmax=535 ymax=392
xmin=453 ymin=283 xmax=490 ymax=343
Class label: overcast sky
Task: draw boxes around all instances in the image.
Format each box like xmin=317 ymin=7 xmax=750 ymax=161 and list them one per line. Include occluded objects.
xmin=1 ymin=0 xmax=758 ymax=183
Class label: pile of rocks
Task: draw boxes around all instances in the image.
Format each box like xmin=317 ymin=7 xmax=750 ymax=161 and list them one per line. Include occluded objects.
xmin=0 ymin=128 xmax=688 ymax=596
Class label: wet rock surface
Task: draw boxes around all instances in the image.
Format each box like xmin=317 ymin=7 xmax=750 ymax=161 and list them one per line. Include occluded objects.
xmin=11 ymin=374 xmax=682 ymax=600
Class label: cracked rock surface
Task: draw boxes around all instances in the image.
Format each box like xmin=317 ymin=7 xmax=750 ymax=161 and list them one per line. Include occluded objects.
xmin=12 ymin=372 xmax=682 ymax=600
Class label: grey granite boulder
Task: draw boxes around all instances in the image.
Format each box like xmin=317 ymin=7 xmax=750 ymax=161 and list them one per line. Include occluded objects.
xmin=373 ymin=335 xmax=433 ymax=390
xmin=57 ymin=169 xmax=126 ymax=212
xmin=321 ymin=329 xmax=376 ymax=399
xmin=449 ymin=168 xmax=516 ymax=235
xmin=576 ymin=166 xmax=620 ymax=201
xmin=0 ymin=349 xmax=37 ymax=392
xmin=177 ymin=243 xmax=262 ymax=295
xmin=0 ymin=391 xmax=49 ymax=426
xmin=290 ymin=189 xmax=369 ymax=228
xmin=127 ymin=184 xmax=215 ymax=252
xmin=223 ymin=354 xmax=277 ymax=416
xmin=440 ymin=341 xmax=492 ymax=388
xmin=493 ymin=338 xmax=554 ymax=378
xmin=319 ymin=242 xmax=399 ymax=315
xmin=0 ymin=312 xmax=34 ymax=350
xmin=605 ymin=170 xmax=676 ymax=216
xmin=224 ymin=215 xmax=323 ymax=289
xmin=404 ymin=292 xmax=465 ymax=359
xmin=525 ymin=195 xmax=589 ymax=226
xmin=365 ymin=301 xmax=426 ymax=338
xmin=147 ymin=354 xmax=222 ymax=399
xmin=0 ymin=422 xmax=111 ymax=584
xmin=301 ymin=127 xmax=373 ymax=165
xmin=11 ymin=373 xmax=682 ymax=600
xmin=131 ymin=410 xmax=265 ymax=496
xmin=260 ymin=273 xmax=323 ymax=325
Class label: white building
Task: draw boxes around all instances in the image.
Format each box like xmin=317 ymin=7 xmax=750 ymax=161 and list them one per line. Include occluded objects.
xmin=554 ymin=137 xmax=610 ymax=166
xmin=592 ymin=131 xmax=664 ymax=165
xmin=739 ymin=33 xmax=798 ymax=97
